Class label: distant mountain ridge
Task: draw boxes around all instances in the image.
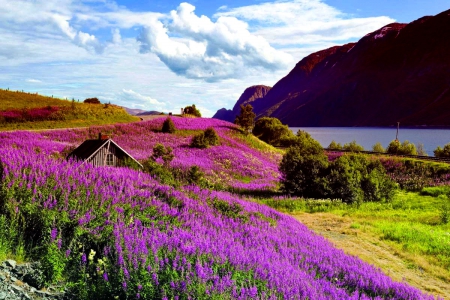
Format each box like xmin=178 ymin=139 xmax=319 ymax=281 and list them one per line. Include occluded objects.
xmin=212 ymin=85 xmax=271 ymax=122
xmin=123 ymin=107 xmax=161 ymax=116
xmin=214 ymin=9 xmax=450 ymax=127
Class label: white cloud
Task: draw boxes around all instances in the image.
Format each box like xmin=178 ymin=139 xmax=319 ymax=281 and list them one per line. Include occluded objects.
xmin=138 ymin=3 xmax=293 ymax=82
xmin=119 ymin=89 xmax=166 ymax=110
xmin=26 ymin=79 xmax=42 ymax=83
xmin=111 ymin=28 xmax=122 ymax=44
xmin=215 ymin=0 xmax=395 ymax=58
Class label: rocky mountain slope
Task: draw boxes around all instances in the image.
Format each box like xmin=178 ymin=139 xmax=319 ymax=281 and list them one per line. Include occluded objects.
xmin=212 ymin=85 xmax=271 ymax=122
xmin=214 ymin=9 xmax=450 ymax=127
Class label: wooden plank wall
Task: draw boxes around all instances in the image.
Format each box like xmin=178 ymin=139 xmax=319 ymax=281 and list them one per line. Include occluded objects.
xmin=87 ymin=141 xmax=123 ymax=167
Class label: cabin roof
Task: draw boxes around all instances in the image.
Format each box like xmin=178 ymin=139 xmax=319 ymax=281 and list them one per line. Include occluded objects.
xmin=68 ymin=138 xmax=143 ymax=168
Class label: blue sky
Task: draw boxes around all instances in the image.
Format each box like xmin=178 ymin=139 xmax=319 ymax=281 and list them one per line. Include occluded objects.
xmin=0 ymin=0 xmax=448 ymax=116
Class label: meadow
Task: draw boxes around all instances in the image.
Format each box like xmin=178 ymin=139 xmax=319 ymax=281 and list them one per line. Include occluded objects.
xmin=0 ymin=117 xmax=440 ymax=299
xmin=259 ymin=190 xmax=450 ymax=297
xmin=0 ymin=89 xmax=138 ymax=130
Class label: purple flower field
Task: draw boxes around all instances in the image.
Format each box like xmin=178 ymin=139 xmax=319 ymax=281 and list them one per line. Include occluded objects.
xmin=0 ymin=118 xmax=438 ymax=299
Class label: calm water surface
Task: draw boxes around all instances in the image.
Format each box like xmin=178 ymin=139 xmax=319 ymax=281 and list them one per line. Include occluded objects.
xmin=290 ymin=127 xmax=450 ymax=156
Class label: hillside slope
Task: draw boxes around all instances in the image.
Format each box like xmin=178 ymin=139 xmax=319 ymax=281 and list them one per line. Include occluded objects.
xmin=213 ymin=85 xmax=271 ymax=122
xmin=217 ymin=9 xmax=450 ymax=127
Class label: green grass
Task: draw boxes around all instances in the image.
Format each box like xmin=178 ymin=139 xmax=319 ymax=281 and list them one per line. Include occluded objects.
xmin=0 ymin=89 xmax=74 ymax=109
xmin=0 ymin=89 xmax=139 ymax=130
xmin=260 ymin=190 xmax=450 ymax=275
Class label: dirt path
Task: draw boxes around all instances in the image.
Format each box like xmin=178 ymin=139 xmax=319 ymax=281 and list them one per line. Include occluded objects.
xmin=291 ymin=212 xmax=450 ymax=299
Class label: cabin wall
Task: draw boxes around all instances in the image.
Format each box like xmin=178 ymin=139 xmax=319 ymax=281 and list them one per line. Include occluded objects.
xmin=86 ymin=142 xmax=123 ymax=167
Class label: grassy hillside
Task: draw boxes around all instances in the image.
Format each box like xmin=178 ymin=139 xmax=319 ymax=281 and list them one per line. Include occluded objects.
xmin=0 ymin=117 xmax=437 ymax=299
xmin=0 ymin=88 xmax=139 ymax=130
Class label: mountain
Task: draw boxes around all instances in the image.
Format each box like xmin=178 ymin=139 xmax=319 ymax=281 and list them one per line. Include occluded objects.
xmin=216 ymin=9 xmax=450 ymax=127
xmin=212 ymin=85 xmax=271 ymax=122
xmin=123 ymin=107 xmax=161 ymax=116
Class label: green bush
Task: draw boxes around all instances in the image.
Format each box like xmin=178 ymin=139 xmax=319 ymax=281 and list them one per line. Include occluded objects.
xmin=203 ymin=127 xmax=219 ymax=146
xmin=252 ymin=117 xmax=294 ymax=146
xmin=190 ymin=128 xmax=220 ymax=149
xmin=183 ymin=104 xmax=201 ymax=117
xmin=328 ymin=140 xmax=342 ymax=150
xmin=279 ymin=132 xmax=329 ymax=197
xmin=372 ymin=142 xmax=385 ymax=153
xmin=161 ymin=117 xmax=176 ymax=133
xmin=434 ymin=142 xmax=450 ymax=157
xmin=386 ymin=140 xmax=417 ymax=155
xmin=326 ymin=155 xmax=396 ymax=204
xmin=187 ymin=166 xmax=204 ymax=185
xmin=190 ymin=133 xmax=208 ymax=149
xmin=343 ymin=140 xmax=364 ymax=152
xmin=151 ymin=144 xmax=174 ymax=166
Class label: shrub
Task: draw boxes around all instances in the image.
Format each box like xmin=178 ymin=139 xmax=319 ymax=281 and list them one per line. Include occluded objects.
xmin=151 ymin=144 xmax=174 ymax=166
xmin=187 ymin=166 xmax=204 ymax=185
xmin=235 ymin=104 xmax=255 ymax=134
xmin=434 ymin=142 xmax=450 ymax=157
xmin=190 ymin=133 xmax=208 ymax=149
xmin=161 ymin=117 xmax=176 ymax=133
xmin=328 ymin=140 xmax=342 ymax=150
xmin=252 ymin=117 xmax=293 ymax=146
xmin=203 ymin=127 xmax=219 ymax=146
xmin=83 ymin=98 xmax=100 ymax=104
xmin=343 ymin=140 xmax=364 ymax=152
xmin=417 ymin=143 xmax=427 ymax=156
xmin=190 ymin=128 xmax=220 ymax=149
xmin=279 ymin=133 xmax=329 ymax=197
xmin=326 ymin=155 xmax=396 ymax=204
xmin=372 ymin=142 xmax=385 ymax=153
xmin=183 ymin=104 xmax=201 ymax=117
xmin=386 ymin=140 xmax=417 ymax=155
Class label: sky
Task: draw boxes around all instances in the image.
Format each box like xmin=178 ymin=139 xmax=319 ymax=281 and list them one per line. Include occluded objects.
xmin=0 ymin=0 xmax=448 ymax=117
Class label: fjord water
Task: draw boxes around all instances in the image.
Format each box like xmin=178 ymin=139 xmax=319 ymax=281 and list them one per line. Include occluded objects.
xmin=290 ymin=127 xmax=450 ymax=156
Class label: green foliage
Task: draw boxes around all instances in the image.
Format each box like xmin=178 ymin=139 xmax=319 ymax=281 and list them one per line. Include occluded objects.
xmin=190 ymin=128 xmax=220 ymax=149
xmin=343 ymin=140 xmax=364 ymax=152
xmin=83 ymin=98 xmax=101 ymax=104
xmin=151 ymin=144 xmax=174 ymax=166
xmin=420 ymin=186 xmax=450 ymax=197
xmin=386 ymin=140 xmax=417 ymax=155
xmin=190 ymin=133 xmax=208 ymax=149
xmin=41 ymin=242 xmax=66 ymax=284
xmin=434 ymin=142 xmax=450 ymax=157
xmin=234 ymin=104 xmax=255 ymax=134
xmin=279 ymin=132 xmax=328 ymax=197
xmin=326 ymin=155 xmax=396 ymax=204
xmin=372 ymin=142 xmax=385 ymax=153
xmin=252 ymin=117 xmax=294 ymax=146
xmin=203 ymin=127 xmax=219 ymax=146
xmin=187 ymin=165 xmax=204 ymax=185
xmin=161 ymin=117 xmax=176 ymax=134
xmin=121 ymin=157 xmax=141 ymax=170
xmin=328 ymin=140 xmax=342 ymax=150
xmin=183 ymin=104 xmax=201 ymax=117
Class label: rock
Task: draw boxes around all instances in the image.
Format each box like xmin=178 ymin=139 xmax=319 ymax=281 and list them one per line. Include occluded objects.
xmin=10 ymin=276 xmax=17 ymax=283
xmin=11 ymin=284 xmax=23 ymax=293
xmin=0 ymin=274 xmax=5 ymax=281
xmin=5 ymin=260 xmax=16 ymax=269
xmin=0 ymin=292 xmax=6 ymax=300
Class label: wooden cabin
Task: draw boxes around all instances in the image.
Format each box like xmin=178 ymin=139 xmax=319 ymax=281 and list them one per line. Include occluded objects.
xmin=68 ymin=133 xmax=143 ymax=169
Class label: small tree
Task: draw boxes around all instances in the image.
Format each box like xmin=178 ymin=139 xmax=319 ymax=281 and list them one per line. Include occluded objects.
xmin=162 ymin=117 xmax=176 ymax=134
xmin=235 ymin=104 xmax=255 ymax=134
xmin=328 ymin=140 xmax=342 ymax=150
xmin=279 ymin=132 xmax=328 ymax=197
xmin=203 ymin=127 xmax=219 ymax=146
xmin=151 ymin=144 xmax=174 ymax=166
xmin=387 ymin=140 xmax=417 ymax=155
xmin=83 ymin=97 xmax=101 ymax=104
xmin=372 ymin=142 xmax=385 ymax=153
xmin=183 ymin=104 xmax=201 ymax=117
xmin=190 ymin=133 xmax=208 ymax=149
xmin=434 ymin=143 xmax=450 ymax=157
xmin=343 ymin=140 xmax=364 ymax=152
xmin=252 ymin=117 xmax=293 ymax=146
